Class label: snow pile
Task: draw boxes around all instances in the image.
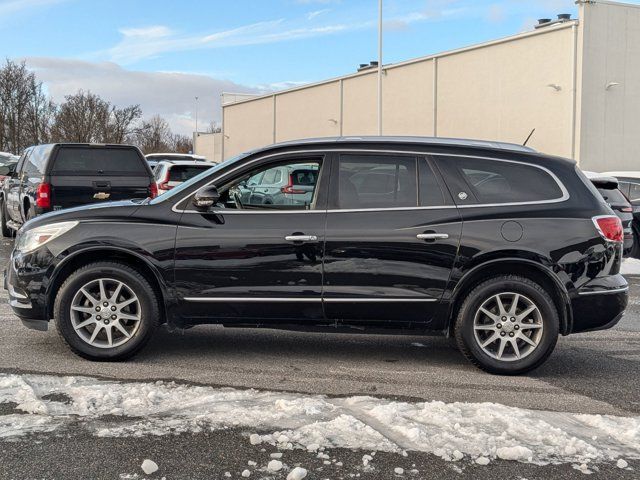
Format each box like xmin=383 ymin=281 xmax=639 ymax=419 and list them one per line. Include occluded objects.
xmin=621 ymin=258 xmax=640 ymax=276
xmin=0 ymin=373 xmax=639 ymax=468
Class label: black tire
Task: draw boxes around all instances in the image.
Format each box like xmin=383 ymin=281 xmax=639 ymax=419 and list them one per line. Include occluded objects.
xmin=54 ymin=261 xmax=159 ymax=361
xmin=0 ymin=199 xmax=12 ymax=238
xmin=454 ymin=275 xmax=559 ymax=375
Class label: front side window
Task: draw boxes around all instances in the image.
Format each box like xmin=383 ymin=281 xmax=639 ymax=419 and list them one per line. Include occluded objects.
xmin=449 ymin=157 xmax=564 ymax=204
xmin=221 ymin=159 xmax=322 ymax=210
xmin=337 ymin=155 xmax=417 ymax=209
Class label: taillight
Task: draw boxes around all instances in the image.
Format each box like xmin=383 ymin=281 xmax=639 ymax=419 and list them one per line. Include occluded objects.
xmin=621 ymin=206 xmax=633 ymax=212
xmin=36 ymin=182 xmax=51 ymax=208
xmin=149 ymin=182 xmax=158 ymax=199
xmin=593 ymin=215 xmax=623 ymax=242
xmin=156 ymin=172 xmax=172 ymax=192
xmin=280 ymin=174 xmax=305 ymax=194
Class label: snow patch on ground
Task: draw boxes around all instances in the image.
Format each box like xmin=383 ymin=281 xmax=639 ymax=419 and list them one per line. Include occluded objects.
xmin=0 ymin=373 xmax=638 ymax=468
xmin=621 ymin=258 xmax=640 ymax=276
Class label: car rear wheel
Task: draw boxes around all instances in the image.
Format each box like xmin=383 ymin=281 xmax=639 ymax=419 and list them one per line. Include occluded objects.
xmin=454 ymin=275 xmax=559 ymax=375
xmin=54 ymin=262 xmax=159 ymax=361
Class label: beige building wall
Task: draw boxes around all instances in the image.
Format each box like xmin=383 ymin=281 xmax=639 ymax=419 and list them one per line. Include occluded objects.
xmin=222 ymin=96 xmax=274 ymax=158
xmin=436 ymin=26 xmax=576 ymax=158
xmin=578 ymin=0 xmax=640 ymax=171
xmin=274 ymin=81 xmax=341 ymax=142
xmin=193 ymin=132 xmax=223 ymax=163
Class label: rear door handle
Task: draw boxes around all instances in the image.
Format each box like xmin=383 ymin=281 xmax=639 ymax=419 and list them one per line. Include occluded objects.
xmin=285 ymin=235 xmax=318 ymax=242
xmin=416 ymin=233 xmax=449 ymax=240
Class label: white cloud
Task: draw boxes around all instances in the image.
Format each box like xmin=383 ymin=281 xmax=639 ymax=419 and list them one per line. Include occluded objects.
xmin=0 ymin=0 xmax=67 ymax=20
xmin=307 ymin=9 xmax=330 ymax=20
xmin=24 ymin=57 xmax=260 ymax=135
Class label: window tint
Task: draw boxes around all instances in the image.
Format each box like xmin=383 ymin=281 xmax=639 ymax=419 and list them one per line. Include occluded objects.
xmin=455 ymin=158 xmax=563 ymax=203
xmin=628 ymin=183 xmax=640 ymax=203
xmin=418 ymin=159 xmax=445 ymax=206
xmin=168 ymin=165 xmax=211 ymax=182
xmin=51 ymin=147 xmax=147 ymax=176
xmin=338 ymin=155 xmax=417 ymax=209
xmin=24 ymin=145 xmax=52 ymax=176
xmin=597 ymin=187 xmax=629 ymax=205
xmin=224 ymin=160 xmax=321 ymax=210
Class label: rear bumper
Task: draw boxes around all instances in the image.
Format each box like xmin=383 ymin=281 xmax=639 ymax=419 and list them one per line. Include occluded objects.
xmin=571 ymin=274 xmax=628 ymax=333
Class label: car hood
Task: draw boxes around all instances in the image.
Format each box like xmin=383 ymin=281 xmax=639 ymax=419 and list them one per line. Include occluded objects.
xmin=22 ymin=200 xmax=144 ymax=231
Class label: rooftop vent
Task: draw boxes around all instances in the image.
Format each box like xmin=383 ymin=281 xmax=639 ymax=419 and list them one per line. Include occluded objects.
xmin=535 ymin=13 xmax=572 ymax=29
xmin=357 ymin=61 xmax=381 ymax=72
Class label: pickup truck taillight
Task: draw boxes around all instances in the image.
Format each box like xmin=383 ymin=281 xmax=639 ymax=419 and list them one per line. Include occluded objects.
xmin=36 ymin=182 xmax=51 ymax=208
xmin=149 ymin=182 xmax=158 ymax=199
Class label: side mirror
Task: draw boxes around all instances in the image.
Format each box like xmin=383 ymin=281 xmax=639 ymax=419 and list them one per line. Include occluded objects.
xmin=0 ymin=165 xmax=10 ymax=176
xmin=193 ymin=185 xmax=220 ymax=211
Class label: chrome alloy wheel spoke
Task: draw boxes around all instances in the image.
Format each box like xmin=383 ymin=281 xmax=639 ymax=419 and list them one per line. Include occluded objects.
xmin=473 ymin=292 xmax=544 ymax=362
xmin=70 ymin=278 xmax=141 ymax=349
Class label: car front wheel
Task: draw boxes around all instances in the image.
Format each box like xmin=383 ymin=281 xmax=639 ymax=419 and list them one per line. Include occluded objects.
xmin=54 ymin=262 xmax=159 ymax=361
xmin=454 ymin=275 xmax=559 ymax=375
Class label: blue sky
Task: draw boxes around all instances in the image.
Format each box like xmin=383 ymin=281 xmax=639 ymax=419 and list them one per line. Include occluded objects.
xmin=2 ymin=0 xmax=638 ymax=133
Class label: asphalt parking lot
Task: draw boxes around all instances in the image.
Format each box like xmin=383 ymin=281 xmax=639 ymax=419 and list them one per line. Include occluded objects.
xmin=0 ymin=236 xmax=638 ymax=479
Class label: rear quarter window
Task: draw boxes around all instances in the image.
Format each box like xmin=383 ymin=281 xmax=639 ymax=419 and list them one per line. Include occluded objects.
xmin=168 ymin=165 xmax=212 ymax=182
xmin=440 ymin=157 xmax=565 ymax=204
xmin=51 ymin=147 xmax=148 ymax=176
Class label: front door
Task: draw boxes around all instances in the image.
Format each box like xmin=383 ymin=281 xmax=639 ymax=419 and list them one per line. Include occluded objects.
xmin=323 ymin=152 xmax=462 ymax=326
xmin=174 ymin=153 xmax=328 ymax=324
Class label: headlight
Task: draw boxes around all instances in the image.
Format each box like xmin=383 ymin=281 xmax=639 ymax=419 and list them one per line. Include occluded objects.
xmin=15 ymin=221 xmax=79 ymax=253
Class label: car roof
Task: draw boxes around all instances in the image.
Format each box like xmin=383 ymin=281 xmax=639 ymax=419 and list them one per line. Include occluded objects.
xmin=601 ymin=171 xmax=640 ymax=179
xmin=156 ymin=160 xmax=213 ymax=167
xmin=250 ymin=136 xmax=537 ymax=154
xmin=146 ymin=153 xmax=207 ymax=160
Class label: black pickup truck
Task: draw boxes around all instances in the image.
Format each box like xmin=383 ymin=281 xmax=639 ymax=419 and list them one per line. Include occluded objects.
xmin=0 ymin=144 xmax=156 ymax=236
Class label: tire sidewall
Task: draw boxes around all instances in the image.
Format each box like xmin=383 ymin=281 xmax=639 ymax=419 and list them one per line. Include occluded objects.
xmin=458 ymin=278 xmax=559 ymax=374
xmin=55 ymin=264 xmax=158 ymax=360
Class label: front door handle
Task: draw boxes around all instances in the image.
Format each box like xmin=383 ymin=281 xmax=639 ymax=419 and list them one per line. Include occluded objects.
xmin=416 ymin=233 xmax=449 ymax=241
xmin=285 ymin=235 xmax=318 ymax=242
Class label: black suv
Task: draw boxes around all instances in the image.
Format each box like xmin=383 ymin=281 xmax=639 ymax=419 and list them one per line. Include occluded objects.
xmin=4 ymin=137 xmax=628 ymax=374
xmin=0 ymin=143 xmax=156 ymax=236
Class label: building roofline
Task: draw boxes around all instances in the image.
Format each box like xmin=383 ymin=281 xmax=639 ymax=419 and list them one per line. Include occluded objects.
xmin=222 ymin=20 xmax=578 ymax=108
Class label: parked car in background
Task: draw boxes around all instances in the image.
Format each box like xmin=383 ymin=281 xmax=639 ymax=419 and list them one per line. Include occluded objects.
xmin=0 ymin=153 xmax=19 ymax=184
xmin=5 ymin=137 xmax=627 ymax=375
xmin=232 ymin=163 xmax=319 ymax=208
xmin=154 ymin=160 xmax=213 ymax=194
xmin=0 ymin=143 xmax=156 ymax=236
xmin=146 ymin=153 xmax=207 ymax=171
xmin=602 ymin=171 xmax=640 ymax=258
xmin=584 ymin=171 xmax=633 ymax=256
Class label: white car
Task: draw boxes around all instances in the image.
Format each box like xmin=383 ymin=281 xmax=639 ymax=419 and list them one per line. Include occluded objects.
xmin=153 ymin=160 xmax=213 ymax=194
xmin=146 ymin=153 xmax=207 ymax=171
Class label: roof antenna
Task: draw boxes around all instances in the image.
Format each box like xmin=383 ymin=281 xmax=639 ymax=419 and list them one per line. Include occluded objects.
xmin=523 ymin=128 xmax=536 ymax=146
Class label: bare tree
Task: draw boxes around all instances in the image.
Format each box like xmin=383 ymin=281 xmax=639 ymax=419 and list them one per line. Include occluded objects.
xmin=0 ymin=59 xmax=52 ymax=153
xmin=133 ymin=115 xmax=173 ymax=153
xmin=105 ymin=104 xmax=142 ymax=144
xmin=51 ymin=90 xmax=111 ymax=143
xmin=205 ymin=121 xmax=222 ymax=134
xmin=171 ymin=134 xmax=193 ymax=154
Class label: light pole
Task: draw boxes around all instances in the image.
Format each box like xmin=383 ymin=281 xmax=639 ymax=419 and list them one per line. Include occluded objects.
xmin=377 ymin=0 xmax=383 ymax=136
xmin=195 ymin=96 xmax=199 ymax=134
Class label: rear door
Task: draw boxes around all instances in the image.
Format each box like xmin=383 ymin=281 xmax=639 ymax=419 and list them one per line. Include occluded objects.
xmin=322 ymin=152 xmax=462 ymax=326
xmin=48 ymin=146 xmax=152 ymax=210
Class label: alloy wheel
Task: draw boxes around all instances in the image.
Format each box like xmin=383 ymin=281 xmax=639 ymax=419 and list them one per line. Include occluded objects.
xmin=69 ymin=278 xmax=141 ymax=348
xmin=473 ymin=292 xmax=544 ymax=361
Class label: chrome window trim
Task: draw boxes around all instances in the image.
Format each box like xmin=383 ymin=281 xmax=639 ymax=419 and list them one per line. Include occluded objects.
xmin=577 ymin=286 xmax=629 ymax=296
xmin=172 ymin=148 xmax=570 ymax=214
xmin=184 ymin=296 xmax=438 ymax=303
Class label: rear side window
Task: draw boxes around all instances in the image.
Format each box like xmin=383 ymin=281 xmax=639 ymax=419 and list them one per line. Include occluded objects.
xmin=51 ymin=147 xmax=148 ymax=176
xmin=628 ymin=182 xmax=640 ymax=203
xmin=168 ymin=165 xmax=211 ymax=182
xmin=23 ymin=145 xmax=53 ymax=176
xmin=445 ymin=157 xmax=564 ymax=204
xmin=337 ymin=155 xmax=417 ymax=209
xmin=597 ymin=187 xmax=629 ymax=205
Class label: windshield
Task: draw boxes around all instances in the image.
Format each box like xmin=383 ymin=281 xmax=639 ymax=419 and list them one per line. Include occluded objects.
xmin=148 ymin=153 xmax=250 ymax=205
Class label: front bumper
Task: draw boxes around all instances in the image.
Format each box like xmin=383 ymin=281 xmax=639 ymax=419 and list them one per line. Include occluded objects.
xmin=4 ymin=247 xmax=52 ymax=325
xmin=571 ymin=273 xmax=628 ymax=333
